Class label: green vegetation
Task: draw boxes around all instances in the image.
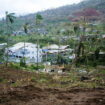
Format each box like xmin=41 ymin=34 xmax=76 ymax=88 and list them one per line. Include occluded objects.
xmin=0 ymin=0 xmax=105 ymax=89
xmin=9 ymin=62 xmax=45 ymax=71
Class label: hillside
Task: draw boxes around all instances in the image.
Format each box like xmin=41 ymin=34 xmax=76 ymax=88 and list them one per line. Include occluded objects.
xmin=22 ymin=0 xmax=105 ymax=24
xmin=0 ymin=0 xmax=105 ymax=33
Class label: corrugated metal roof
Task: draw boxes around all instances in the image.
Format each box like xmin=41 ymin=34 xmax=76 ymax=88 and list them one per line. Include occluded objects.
xmin=8 ymin=42 xmax=38 ymax=52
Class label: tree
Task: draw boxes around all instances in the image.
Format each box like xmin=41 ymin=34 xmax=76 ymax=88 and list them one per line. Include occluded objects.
xmin=21 ymin=23 xmax=29 ymax=66
xmin=74 ymin=24 xmax=80 ymax=35
xmin=35 ymin=14 xmax=43 ymax=25
xmin=35 ymin=14 xmax=43 ymax=70
xmin=72 ymin=10 xmax=88 ymax=66
xmin=72 ymin=8 xmax=101 ymax=22
xmin=23 ymin=23 xmax=29 ymax=34
xmin=5 ymin=11 xmax=16 ymax=66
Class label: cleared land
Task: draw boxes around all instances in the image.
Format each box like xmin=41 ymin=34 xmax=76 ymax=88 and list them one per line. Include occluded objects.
xmin=0 ymin=66 xmax=105 ymax=105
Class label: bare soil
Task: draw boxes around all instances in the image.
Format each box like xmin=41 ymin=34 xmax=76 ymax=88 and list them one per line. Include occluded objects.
xmin=0 ymin=66 xmax=105 ymax=105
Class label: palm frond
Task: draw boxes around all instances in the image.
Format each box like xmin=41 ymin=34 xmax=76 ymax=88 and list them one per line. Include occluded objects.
xmin=23 ymin=23 xmax=29 ymax=34
xmin=6 ymin=12 xmax=16 ymax=24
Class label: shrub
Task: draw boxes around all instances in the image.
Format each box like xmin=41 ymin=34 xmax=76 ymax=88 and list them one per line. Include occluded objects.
xmin=20 ymin=58 xmax=26 ymax=67
xmin=10 ymin=63 xmax=21 ymax=69
xmin=29 ymin=64 xmax=45 ymax=70
xmin=0 ymin=78 xmax=4 ymax=82
xmin=30 ymin=64 xmax=37 ymax=70
xmin=31 ymin=77 xmax=37 ymax=82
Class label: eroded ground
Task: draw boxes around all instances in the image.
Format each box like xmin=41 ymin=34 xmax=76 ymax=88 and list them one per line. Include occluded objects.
xmin=0 ymin=66 xmax=105 ymax=105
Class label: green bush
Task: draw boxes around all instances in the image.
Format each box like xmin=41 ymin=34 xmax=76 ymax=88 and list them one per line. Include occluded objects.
xmin=10 ymin=63 xmax=21 ymax=69
xmin=0 ymin=78 xmax=4 ymax=82
xmin=30 ymin=64 xmax=37 ymax=70
xmin=20 ymin=58 xmax=26 ymax=67
xmin=29 ymin=64 xmax=45 ymax=70
xmin=31 ymin=77 xmax=37 ymax=82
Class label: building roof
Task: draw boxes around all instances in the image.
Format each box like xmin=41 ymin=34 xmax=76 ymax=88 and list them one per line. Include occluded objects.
xmin=0 ymin=43 xmax=7 ymax=49
xmin=43 ymin=44 xmax=59 ymax=50
xmin=0 ymin=43 xmax=7 ymax=46
xmin=43 ymin=44 xmax=69 ymax=50
xmin=8 ymin=42 xmax=38 ymax=52
xmin=102 ymin=35 xmax=105 ymax=38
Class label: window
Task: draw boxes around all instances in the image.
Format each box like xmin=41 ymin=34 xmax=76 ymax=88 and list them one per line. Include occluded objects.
xmin=16 ymin=56 xmax=18 ymax=58
xmin=21 ymin=50 xmax=30 ymax=54
xmin=19 ymin=56 xmax=22 ymax=58
xmin=32 ymin=51 xmax=34 ymax=54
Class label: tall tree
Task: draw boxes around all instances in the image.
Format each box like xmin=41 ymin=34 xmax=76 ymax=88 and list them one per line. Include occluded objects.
xmin=5 ymin=11 xmax=16 ymax=66
xmin=35 ymin=14 xmax=43 ymax=70
xmin=22 ymin=23 xmax=29 ymax=66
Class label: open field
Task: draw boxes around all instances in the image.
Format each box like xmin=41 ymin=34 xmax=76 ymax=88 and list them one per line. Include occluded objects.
xmin=0 ymin=66 xmax=105 ymax=105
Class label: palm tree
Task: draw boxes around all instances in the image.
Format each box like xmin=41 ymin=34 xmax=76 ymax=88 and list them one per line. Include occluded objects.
xmin=22 ymin=23 xmax=29 ymax=66
xmin=72 ymin=17 xmax=86 ymax=66
xmin=35 ymin=14 xmax=43 ymax=70
xmin=23 ymin=23 xmax=29 ymax=34
xmin=5 ymin=11 xmax=16 ymax=66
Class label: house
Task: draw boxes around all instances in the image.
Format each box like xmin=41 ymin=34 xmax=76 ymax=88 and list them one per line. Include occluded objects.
xmin=6 ymin=42 xmax=42 ymax=63
xmin=0 ymin=43 xmax=7 ymax=49
xmin=42 ymin=44 xmax=74 ymax=64
xmin=12 ymin=31 xmax=26 ymax=36
xmin=102 ymin=35 xmax=105 ymax=39
xmin=43 ymin=44 xmax=59 ymax=50
xmin=37 ymin=28 xmax=48 ymax=35
xmin=42 ymin=65 xmax=65 ymax=73
xmin=42 ymin=44 xmax=73 ymax=54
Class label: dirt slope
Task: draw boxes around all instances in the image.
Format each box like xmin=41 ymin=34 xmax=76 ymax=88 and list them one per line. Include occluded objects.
xmin=0 ymin=67 xmax=105 ymax=105
xmin=0 ymin=85 xmax=105 ymax=105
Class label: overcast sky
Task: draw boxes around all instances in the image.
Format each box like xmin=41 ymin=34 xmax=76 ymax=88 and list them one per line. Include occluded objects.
xmin=0 ymin=0 xmax=82 ymax=18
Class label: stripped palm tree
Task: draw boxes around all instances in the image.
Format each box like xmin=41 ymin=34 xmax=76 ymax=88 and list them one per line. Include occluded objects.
xmin=35 ymin=14 xmax=43 ymax=70
xmin=5 ymin=11 xmax=16 ymax=66
xmin=22 ymin=23 xmax=29 ymax=66
xmin=72 ymin=18 xmax=86 ymax=66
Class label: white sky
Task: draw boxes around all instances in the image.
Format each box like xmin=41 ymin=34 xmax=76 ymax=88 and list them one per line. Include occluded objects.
xmin=0 ymin=0 xmax=82 ymax=18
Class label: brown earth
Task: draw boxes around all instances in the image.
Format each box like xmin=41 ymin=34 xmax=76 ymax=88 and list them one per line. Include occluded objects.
xmin=0 ymin=66 xmax=105 ymax=105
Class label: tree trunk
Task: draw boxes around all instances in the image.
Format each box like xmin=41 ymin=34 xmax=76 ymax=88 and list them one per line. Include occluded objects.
xmin=37 ymin=38 xmax=39 ymax=70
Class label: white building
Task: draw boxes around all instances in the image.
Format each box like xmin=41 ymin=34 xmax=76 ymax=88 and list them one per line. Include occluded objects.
xmin=6 ymin=42 xmax=42 ymax=63
xmin=102 ymin=35 xmax=105 ymax=39
xmin=0 ymin=43 xmax=7 ymax=49
xmin=42 ymin=44 xmax=73 ymax=54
